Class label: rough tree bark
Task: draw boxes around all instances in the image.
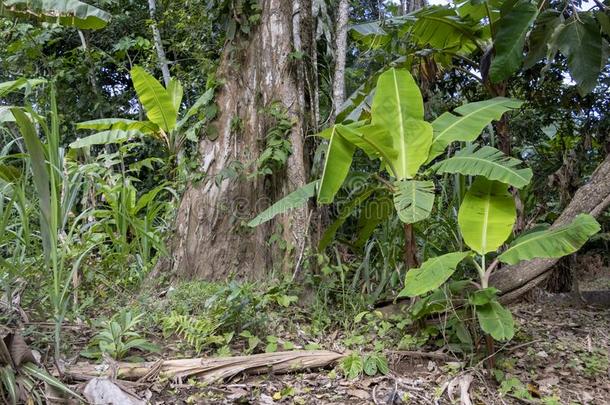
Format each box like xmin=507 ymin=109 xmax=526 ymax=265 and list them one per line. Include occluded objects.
xmin=167 ymin=1 xmax=311 ymax=280
xmin=493 ymin=153 xmax=610 ymax=302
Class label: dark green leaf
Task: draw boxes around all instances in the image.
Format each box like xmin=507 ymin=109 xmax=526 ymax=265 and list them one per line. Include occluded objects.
xmin=557 ymin=13 xmax=603 ymax=95
xmin=524 ymin=10 xmax=563 ymax=69
xmin=476 ymin=301 xmax=514 ymax=340
xmin=489 ymin=0 xmax=538 ymax=82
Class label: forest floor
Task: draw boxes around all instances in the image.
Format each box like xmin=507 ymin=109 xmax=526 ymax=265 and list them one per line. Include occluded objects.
xmin=14 ymin=271 xmax=610 ymax=404
xmin=144 ymin=299 xmax=610 ymax=405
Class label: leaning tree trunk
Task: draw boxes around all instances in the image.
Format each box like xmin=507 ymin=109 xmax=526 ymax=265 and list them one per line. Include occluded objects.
xmin=493 ymin=153 xmax=610 ymax=302
xmin=167 ymin=1 xmax=311 ymax=281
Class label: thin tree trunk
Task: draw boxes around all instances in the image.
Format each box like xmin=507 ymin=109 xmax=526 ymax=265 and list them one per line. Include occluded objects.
xmin=493 ymin=153 xmax=610 ymax=302
xmin=331 ymin=0 xmax=349 ymax=121
xmin=403 ymin=224 xmax=419 ymax=269
xmin=147 ymin=0 xmax=171 ymax=87
xmin=167 ymin=1 xmax=309 ymax=281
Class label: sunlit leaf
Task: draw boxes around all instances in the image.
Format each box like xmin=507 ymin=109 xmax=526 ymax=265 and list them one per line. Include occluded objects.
xmin=458 ymin=178 xmax=515 ymax=254
xmin=398 ymin=251 xmax=471 ymax=297
xmin=498 ymin=214 xmax=601 ymax=265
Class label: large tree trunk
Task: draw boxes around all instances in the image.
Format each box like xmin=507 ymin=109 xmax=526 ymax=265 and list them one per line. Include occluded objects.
xmin=167 ymin=1 xmax=310 ymax=281
xmin=492 ymin=153 xmax=610 ymax=302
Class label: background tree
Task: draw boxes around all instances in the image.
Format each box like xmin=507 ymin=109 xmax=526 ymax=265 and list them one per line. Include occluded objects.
xmin=167 ymin=1 xmax=313 ymax=280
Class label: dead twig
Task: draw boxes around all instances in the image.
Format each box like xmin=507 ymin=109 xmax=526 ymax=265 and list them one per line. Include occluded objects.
xmin=388 ymin=350 xmax=455 ymax=362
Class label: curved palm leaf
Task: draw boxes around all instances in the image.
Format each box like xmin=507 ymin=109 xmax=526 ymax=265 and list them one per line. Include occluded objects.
xmin=498 ymin=214 xmax=600 ymax=265
xmin=393 ymin=179 xmax=435 ymax=224
xmin=1 ymin=0 xmax=111 ymax=29
xmin=398 ymin=251 xmax=471 ymax=297
xmin=426 ymin=97 xmax=522 ymax=163
xmin=432 ymin=145 xmax=533 ymax=188
xmin=130 ymin=66 xmax=177 ymax=133
xmin=458 ymin=178 xmax=515 ymax=254
xmin=247 ymin=180 xmax=318 ymax=227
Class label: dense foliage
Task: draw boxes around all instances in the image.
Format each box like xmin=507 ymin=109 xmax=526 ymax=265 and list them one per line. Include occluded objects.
xmin=0 ymin=0 xmax=609 ymax=402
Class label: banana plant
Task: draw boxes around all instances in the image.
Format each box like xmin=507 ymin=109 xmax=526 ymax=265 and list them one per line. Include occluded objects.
xmin=249 ymin=67 xmax=526 ymax=248
xmin=4 ymin=82 xmax=97 ymax=361
xmin=397 ymin=176 xmax=600 ymax=341
xmin=71 ymin=66 xmax=216 ymax=168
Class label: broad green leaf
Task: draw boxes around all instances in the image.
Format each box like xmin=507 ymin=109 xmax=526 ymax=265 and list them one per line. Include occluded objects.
xmin=76 ymin=118 xmax=138 ymax=130
xmin=318 ymin=127 xmax=355 ymax=204
xmin=476 ymin=301 xmax=514 ymax=340
xmin=349 ymin=21 xmax=391 ymax=48
xmin=427 ymin=98 xmax=522 ymax=163
xmin=557 ymin=13 xmax=603 ymax=95
xmin=130 ymin=66 xmax=177 ymax=132
xmin=69 ymin=129 xmax=141 ymax=148
xmin=498 ymin=214 xmax=600 ymax=265
xmin=0 ymin=0 xmax=111 ymax=29
xmin=247 ymin=180 xmax=318 ymax=227
xmin=335 ymin=124 xmax=397 ymax=164
xmin=319 ymin=186 xmax=377 ymax=251
xmin=398 ymin=251 xmax=471 ymax=298
xmin=372 ymin=68 xmax=432 ymax=178
xmin=489 ymin=0 xmax=538 ymax=83
xmin=393 ymin=179 xmax=435 ymax=224
xmin=410 ymin=6 xmax=484 ymax=55
xmin=458 ymin=178 xmax=515 ymax=254
xmin=77 ymin=119 xmax=159 ymax=133
xmin=433 ymin=145 xmax=532 ymax=189
xmin=341 ymin=353 xmax=364 ymax=379
xmin=349 ymin=7 xmax=483 ymax=56
xmin=523 ymin=10 xmax=563 ymax=69
xmin=364 ymin=353 xmax=389 ymax=376
xmin=167 ymin=78 xmax=183 ymax=112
